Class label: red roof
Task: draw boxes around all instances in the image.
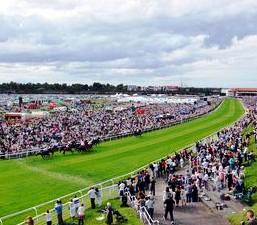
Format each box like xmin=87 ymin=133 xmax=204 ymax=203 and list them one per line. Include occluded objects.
xmin=230 ymin=88 xmax=257 ymax=92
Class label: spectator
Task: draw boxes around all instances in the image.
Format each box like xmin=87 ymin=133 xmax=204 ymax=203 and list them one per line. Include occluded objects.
xmin=150 ymin=177 xmax=156 ymax=196
xmin=25 ymin=216 xmax=34 ymax=225
xmin=243 ymin=209 xmax=257 ymax=225
xmin=145 ymin=195 xmax=155 ymax=219
xmin=164 ymin=193 xmax=175 ymax=224
xmin=95 ymin=188 xmax=102 ymax=207
xmin=45 ymin=210 xmax=52 ymax=225
xmin=69 ymin=199 xmax=76 ymax=220
xmin=78 ymin=203 xmax=85 ymax=225
xmin=106 ymin=202 xmax=114 ymax=225
xmin=55 ymin=200 xmax=63 ymax=225
xmin=88 ymin=187 xmax=96 ymax=209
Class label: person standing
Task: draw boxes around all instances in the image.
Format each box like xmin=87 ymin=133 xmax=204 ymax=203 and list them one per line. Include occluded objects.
xmin=69 ymin=199 xmax=76 ymax=220
xmin=180 ymin=186 xmax=186 ymax=206
xmin=163 ymin=187 xmax=171 ymax=202
xmin=175 ymin=186 xmax=181 ymax=207
xmin=185 ymin=183 xmax=192 ymax=203
xmin=145 ymin=195 xmax=155 ymax=219
xmin=88 ymin=187 xmax=96 ymax=209
xmin=95 ymin=188 xmax=102 ymax=207
xmin=150 ymin=177 xmax=156 ymax=196
xmin=164 ymin=194 xmax=175 ymax=224
xmin=45 ymin=210 xmax=52 ymax=225
xmin=72 ymin=195 xmax=80 ymax=215
xmin=54 ymin=200 xmax=63 ymax=225
xmin=78 ymin=203 xmax=85 ymax=225
xmin=106 ymin=202 xmax=114 ymax=225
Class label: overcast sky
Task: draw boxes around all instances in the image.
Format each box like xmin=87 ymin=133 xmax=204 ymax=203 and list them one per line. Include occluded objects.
xmin=0 ymin=0 xmax=257 ymax=87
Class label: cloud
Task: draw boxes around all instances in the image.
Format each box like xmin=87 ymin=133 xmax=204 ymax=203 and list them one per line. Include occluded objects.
xmin=0 ymin=0 xmax=257 ymax=87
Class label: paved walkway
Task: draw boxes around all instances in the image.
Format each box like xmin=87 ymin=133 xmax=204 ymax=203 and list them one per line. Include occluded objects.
xmin=151 ymin=167 xmax=245 ymax=225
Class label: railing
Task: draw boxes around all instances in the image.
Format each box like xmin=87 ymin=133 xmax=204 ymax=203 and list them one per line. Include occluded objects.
xmin=16 ymin=184 xmax=119 ymax=225
xmin=0 ymin=101 xmax=222 ymax=159
xmin=2 ymin=98 xmax=243 ymax=224
xmin=140 ymin=207 xmax=160 ymax=225
xmin=126 ymin=191 xmax=160 ymax=225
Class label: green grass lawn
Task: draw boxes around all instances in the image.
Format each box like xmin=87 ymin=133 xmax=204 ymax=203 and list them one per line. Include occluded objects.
xmin=66 ymin=198 xmax=143 ymax=225
xmin=228 ymin=124 xmax=257 ymax=225
xmin=0 ymin=98 xmax=244 ymax=224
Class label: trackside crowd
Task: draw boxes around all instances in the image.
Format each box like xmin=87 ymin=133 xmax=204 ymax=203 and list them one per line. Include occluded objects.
xmin=1 ymin=99 xmax=220 ymax=156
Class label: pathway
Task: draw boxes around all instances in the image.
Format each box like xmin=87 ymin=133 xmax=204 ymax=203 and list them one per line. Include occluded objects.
xmin=151 ymin=168 xmax=245 ymax=225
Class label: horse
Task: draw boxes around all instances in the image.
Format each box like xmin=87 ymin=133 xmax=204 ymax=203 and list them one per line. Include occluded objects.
xmin=91 ymin=137 xmax=101 ymax=146
xmin=58 ymin=144 xmax=75 ymax=155
xmin=78 ymin=140 xmax=94 ymax=152
xmin=134 ymin=129 xmax=142 ymax=137
xmin=37 ymin=149 xmax=53 ymax=159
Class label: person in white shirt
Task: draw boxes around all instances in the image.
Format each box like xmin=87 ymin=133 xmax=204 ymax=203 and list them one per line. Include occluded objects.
xmin=69 ymin=199 xmax=76 ymax=219
xmin=45 ymin=210 xmax=52 ymax=225
xmin=119 ymin=182 xmax=125 ymax=196
xmin=203 ymin=173 xmax=209 ymax=190
xmin=145 ymin=195 xmax=155 ymax=219
xmin=72 ymin=195 xmax=80 ymax=216
xmin=88 ymin=188 xmax=96 ymax=209
xmin=180 ymin=158 xmax=184 ymax=168
xmin=77 ymin=204 xmax=85 ymax=225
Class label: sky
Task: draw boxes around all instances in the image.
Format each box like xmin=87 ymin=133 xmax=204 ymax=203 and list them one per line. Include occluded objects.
xmin=0 ymin=0 xmax=257 ymax=87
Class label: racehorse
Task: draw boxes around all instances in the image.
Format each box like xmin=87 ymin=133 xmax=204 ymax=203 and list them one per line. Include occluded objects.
xmin=37 ymin=149 xmax=54 ymax=159
xmin=134 ymin=129 xmax=142 ymax=137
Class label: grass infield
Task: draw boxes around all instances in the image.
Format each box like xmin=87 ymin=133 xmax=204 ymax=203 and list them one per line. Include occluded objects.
xmin=0 ymin=98 xmax=244 ymax=222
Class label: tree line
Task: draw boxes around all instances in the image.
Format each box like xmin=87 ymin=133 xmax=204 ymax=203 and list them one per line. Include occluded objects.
xmin=0 ymin=82 xmax=127 ymax=94
xmin=0 ymin=82 xmax=222 ymax=95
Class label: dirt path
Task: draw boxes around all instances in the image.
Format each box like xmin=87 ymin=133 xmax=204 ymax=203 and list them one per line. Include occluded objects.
xmin=153 ymin=178 xmax=230 ymax=225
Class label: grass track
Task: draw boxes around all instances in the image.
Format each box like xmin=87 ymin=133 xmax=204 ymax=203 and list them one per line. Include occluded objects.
xmin=0 ymin=98 xmax=244 ymax=219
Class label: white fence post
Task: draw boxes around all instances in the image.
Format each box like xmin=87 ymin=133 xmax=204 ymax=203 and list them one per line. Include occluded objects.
xmin=33 ymin=207 xmax=38 ymax=221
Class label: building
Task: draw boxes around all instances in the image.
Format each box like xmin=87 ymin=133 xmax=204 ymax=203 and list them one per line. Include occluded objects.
xmin=228 ymin=88 xmax=257 ymax=96
xmin=127 ymin=85 xmax=139 ymax=92
xmin=163 ymin=86 xmax=179 ymax=92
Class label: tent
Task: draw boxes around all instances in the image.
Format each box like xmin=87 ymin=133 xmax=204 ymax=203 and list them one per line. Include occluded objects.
xmin=48 ymin=102 xmax=58 ymax=109
xmin=135 ymin=108 xmax=145 ymax=115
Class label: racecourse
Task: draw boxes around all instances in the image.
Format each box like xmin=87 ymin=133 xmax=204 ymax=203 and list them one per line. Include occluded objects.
xmin=0 ymin=98 xmax=244 ymax=218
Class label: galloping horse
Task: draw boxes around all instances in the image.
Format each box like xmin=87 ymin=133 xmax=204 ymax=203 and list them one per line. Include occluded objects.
xmin=37 ymin=148 xmax=54 ymax=159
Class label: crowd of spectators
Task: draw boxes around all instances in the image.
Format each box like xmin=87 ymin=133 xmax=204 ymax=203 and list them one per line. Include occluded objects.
xmin=115 ymin=96 xmax=257 ymax=224
xmin=0 ymin=98 xmax=221 ymax=155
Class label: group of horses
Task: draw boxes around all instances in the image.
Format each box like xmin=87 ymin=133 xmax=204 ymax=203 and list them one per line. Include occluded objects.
xmin=37 ymin=129 xmax=143 ymax=159
xmin=0 ymin=129 xmax=144 ymax=160
xmin=37 ymin=138 xmax=101 ymax=159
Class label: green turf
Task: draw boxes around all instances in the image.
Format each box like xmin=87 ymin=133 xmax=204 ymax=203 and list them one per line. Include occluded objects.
xmin=228 ymin=124 xmax=257 ymax=225
xmin=0 ymin=98 xmax=244 ymax=223
xmin=66 ymin=198 xmax=143 ymax=225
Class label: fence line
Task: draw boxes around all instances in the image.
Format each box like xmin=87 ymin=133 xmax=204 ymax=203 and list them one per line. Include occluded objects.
xmin=1 ymin=98 xmax=245 ymax=224
xmin=126 ymin=190 xmax=160 ymax=225
xmin=1 ymin=101 xmax=222 ymax=160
